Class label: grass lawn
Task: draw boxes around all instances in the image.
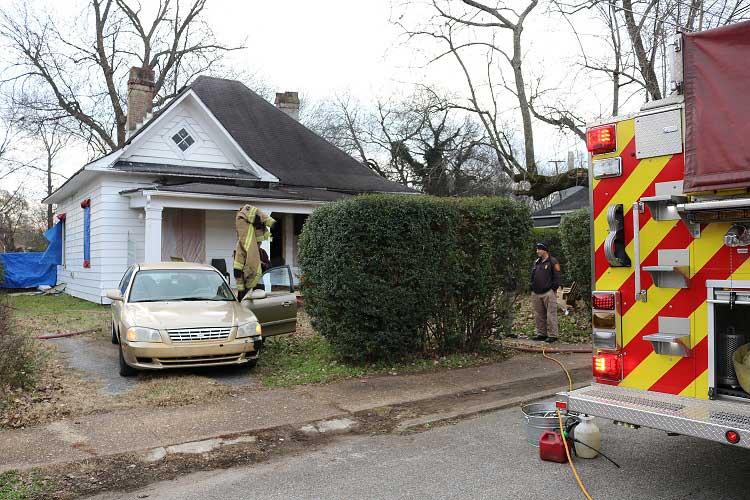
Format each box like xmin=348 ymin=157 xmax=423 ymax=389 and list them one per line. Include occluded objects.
xmin=0 ymin=292 xmax=519 ymax=427
xmin=258 ymin=324 xmax=507 ymax=388
xmin=0 ymin=471 xmax=51 ymax=500
xmin=8 ymin=293 xmax=110 ymax=337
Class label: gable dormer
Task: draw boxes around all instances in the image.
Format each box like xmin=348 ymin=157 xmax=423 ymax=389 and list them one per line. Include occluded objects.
xmin=120 ymin=89 xmax=277 ymax=183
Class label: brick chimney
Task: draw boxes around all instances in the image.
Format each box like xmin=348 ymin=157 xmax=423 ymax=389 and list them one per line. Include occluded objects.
xmin=274 ymin=91 xmax=300 ymax=121
xmin=126 ymin=66 xmax=155 ymax=135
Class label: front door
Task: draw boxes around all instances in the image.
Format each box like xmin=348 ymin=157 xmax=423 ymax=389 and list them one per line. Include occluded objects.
xmin=244 ymin=265 xmax=298 ymax=336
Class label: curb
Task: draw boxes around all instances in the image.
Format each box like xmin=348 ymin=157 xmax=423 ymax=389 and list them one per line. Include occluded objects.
xmin=395 ymin=382 xmax=589 ymax=433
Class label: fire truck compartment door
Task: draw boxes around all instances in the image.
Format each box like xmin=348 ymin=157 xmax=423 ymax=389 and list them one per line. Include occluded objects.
xmin=635 ymin=109 xmax=683 ymax=159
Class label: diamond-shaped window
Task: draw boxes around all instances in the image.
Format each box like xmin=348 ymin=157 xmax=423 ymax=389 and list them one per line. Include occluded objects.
xmin=171 ymin=128 xmax=195 ymax=152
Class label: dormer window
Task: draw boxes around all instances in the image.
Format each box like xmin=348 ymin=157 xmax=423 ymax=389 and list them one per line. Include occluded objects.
xmin=171 ymin=128 xmax=195 ymax=151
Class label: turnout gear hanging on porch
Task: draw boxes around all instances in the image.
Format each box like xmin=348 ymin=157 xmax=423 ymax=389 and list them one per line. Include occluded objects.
xmin=233 ymin=205 xmax=275 ymax=299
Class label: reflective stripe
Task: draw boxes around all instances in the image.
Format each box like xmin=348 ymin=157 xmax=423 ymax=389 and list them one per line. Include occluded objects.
xmin=233 ymin=260 xmax=244 ymax=270
xmin=242 ymin=207 xmax=258 ymax=250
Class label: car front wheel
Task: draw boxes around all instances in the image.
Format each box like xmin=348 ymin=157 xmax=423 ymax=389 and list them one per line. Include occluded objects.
xmin=111 ymin=322 xmax=119 ymax=344
xmin=118 ymin=343 xmax=138 ymax=377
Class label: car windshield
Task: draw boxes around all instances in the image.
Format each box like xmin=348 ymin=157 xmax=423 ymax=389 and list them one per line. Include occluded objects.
xmin=129 ymin=269 xmax=235 ymax=303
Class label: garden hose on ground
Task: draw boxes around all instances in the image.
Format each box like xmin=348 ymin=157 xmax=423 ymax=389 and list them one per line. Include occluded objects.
xmin=543 ymin=348 xmax=593 ymax=500
xmin=558 ymin=409 xmax=594 ymax=500
xmin=542 ymin=348 xmax=573 ymax=392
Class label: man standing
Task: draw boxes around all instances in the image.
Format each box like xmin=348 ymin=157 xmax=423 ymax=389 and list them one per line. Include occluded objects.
xmin=531 ymin=242 xmax=562 ymax=343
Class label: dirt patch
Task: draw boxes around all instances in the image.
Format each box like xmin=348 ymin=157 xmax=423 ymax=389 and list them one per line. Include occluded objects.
xmin=0 ymin=344 xmax=239 ymax=429
xmin=11 ymin=425 xmax=337 ymax=500
xmin=512 ymin=295 xmax=591 ymax=343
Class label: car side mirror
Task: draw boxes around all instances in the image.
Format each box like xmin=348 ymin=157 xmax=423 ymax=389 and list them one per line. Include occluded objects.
xmin=106 ymin=289 xmax=123 ymax=301
xmin=249 ymin=289 xmax=267 ymax=300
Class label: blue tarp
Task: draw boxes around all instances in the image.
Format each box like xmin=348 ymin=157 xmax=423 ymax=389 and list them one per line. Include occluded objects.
xmin=0 ymin=222 xmax=61 ymax=288
xmin=39 ymin=222 xmax=63 ymax=266
xmin=0 ymin=252 xmax=57 ymax=289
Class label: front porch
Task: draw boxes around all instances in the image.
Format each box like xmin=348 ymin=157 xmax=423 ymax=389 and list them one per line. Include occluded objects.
xmin=123 ymin=186 xmax=334 ymax=287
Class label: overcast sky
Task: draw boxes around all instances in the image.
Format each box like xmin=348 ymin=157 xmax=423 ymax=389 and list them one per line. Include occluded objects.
xmin=2 ymin=0 xmax=616 ymax=200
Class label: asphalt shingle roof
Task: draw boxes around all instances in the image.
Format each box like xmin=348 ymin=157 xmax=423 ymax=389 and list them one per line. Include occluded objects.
xmin=531 ymin=186 xmax=589 ymax=218
xmin=189 ymin=76 xmax=412 ymax=194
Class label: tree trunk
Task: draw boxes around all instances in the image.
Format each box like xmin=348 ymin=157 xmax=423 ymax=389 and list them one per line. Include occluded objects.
xmin=512 ymin=26 xmax=536 ymax=175
xmin=622 ymin=0 xmax=663 ymax=101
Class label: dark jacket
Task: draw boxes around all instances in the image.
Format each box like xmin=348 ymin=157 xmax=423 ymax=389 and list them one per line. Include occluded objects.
xmin=531 ymin=256 xmax=561 ymax=294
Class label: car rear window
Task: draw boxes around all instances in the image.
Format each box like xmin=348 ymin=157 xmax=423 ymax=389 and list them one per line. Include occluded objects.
xmin=129 ymin=269 xmax=235 ymax=303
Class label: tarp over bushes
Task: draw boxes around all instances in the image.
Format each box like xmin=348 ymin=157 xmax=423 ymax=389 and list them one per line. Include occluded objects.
xmin=299 ymin=195 xmax=532 ymax=361
xmin=0 ymin=222 xmax=61 ymax=289
xmin=0 ymin=252 xmax=57 ymax=289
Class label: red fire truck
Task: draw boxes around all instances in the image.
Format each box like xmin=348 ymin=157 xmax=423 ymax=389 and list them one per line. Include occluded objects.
xmin=564 ymin=20 xmax=750 ymax=447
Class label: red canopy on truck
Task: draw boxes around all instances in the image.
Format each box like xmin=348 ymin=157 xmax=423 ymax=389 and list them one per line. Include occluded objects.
xmin=683 ymin=20 xmax=750 ymax=194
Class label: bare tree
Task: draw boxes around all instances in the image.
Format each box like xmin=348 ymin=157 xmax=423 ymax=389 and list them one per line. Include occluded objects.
xmin=397 ymin=1 xmax=589 ymax=200
xmin=0 ymin=0 xmax=243 ymax=155
xmin=32 ymin=121 xmax=68 ymax=228
xmin=0 ymin=186 xmax=28 ymax=252
xmin=308 ymin=88 xmax=508 ymax=196
xmin=556 ymin=0 xmax=750 ymax=104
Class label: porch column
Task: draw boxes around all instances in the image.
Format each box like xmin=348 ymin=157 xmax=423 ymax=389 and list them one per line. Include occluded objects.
xmin=283 ymin=213 xmax=295 ymax=267
xmin=144 ymin=202 xmax=163 ymax=263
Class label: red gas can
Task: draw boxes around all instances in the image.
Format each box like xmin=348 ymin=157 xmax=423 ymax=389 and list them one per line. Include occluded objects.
xmin=539 ymin=430 xmax=571 ymax=463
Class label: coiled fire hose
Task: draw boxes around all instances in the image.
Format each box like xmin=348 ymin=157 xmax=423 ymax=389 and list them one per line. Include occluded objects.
xmin=543 ymin=348 xmax=594 ymax=500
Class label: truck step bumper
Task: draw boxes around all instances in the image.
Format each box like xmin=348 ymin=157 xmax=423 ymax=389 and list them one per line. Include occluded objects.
xmin=564 ymin=383 xmax=750 ymax=448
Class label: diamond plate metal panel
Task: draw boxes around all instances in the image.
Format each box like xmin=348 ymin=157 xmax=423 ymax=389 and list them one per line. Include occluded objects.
xmin=635 ymin=109 xmax=683 ymax=159
xmin=567 ymin=384 xmax=750 ymax=448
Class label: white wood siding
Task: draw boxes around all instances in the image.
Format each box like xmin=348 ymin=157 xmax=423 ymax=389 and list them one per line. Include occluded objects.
xmin=123 ymin=98 xmax=240 ymax=170
xmin=55 ymin=179 xmax=103 ymax=303
xmin=56 ymin=174 xmax=155 ymax=303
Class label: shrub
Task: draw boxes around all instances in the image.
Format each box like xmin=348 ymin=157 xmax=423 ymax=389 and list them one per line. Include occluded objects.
xmin=0 ymin=298 xmax=39 ymax=396
xmin=560 ymin=209 xmax=592 ymax=305
xmin=299 ymin=195 xmax=531 ymax=361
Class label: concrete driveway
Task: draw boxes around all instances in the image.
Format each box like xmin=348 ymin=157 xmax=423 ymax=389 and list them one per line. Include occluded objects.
xmin=49 ymin=335 xmax=261 ymax=396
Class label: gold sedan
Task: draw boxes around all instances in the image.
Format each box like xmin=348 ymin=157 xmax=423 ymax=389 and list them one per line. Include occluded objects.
xmin=107 ymin=262 xmax=263 ymax=377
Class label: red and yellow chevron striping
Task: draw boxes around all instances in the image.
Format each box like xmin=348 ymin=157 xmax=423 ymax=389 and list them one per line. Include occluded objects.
xmin=591 ymin=115 xmax=750 ymax=401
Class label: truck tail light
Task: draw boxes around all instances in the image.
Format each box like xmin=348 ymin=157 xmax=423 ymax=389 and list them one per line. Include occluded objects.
xmin=592 ymin=292 xmax=616 ymax=310
xmin=593 ymin=351 xmax=623 ymax=383
xmin=726 ymin=430 xmax=741 ymax=444
xmin=587 ymin=124 xmax=616 ymax=155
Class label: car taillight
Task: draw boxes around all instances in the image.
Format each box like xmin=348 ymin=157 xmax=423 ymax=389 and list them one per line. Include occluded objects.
xmin=587 ymin=124 xmax=616 ymax=155
xmin=593 ymin=351 xmax=623 ymax=382
xmin=592 ymin=292 xmax=616 ymax=311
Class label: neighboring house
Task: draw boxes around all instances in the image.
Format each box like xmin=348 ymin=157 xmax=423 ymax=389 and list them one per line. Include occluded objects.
xmin=531 ymin=186 xmax=589 ymax=228
xmin=44 ymin=68 xmax=411 ymax=303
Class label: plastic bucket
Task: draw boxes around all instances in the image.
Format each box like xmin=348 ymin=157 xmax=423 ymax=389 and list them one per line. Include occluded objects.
xmin=732 ymin=343 xmax=750 ymax=394
xmin=522 ymin=402 xmax=569 ymax=447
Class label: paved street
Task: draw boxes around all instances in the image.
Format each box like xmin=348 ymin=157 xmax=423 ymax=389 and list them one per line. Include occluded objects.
xmin=90 ymin=402 xmax=750 ymax=500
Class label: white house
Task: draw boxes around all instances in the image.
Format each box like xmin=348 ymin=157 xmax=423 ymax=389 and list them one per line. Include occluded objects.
xmin=44 ymin=68 xmax=411 ymax=303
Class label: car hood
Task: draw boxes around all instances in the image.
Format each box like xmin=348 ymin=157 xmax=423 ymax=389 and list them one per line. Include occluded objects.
xmin=125 ymin=301 xmax=255 ymax=330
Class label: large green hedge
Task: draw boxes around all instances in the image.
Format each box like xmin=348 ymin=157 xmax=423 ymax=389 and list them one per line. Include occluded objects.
xmin=559 ymin=209 xmax=592 ymax=305
xmin=298 ymin=195 xmax=532 ymax=361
